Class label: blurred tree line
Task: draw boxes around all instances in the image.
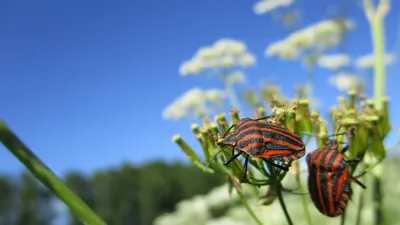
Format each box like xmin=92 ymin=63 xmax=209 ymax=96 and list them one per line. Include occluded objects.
xmin=0 ymin=161 xmax=225 ymax=225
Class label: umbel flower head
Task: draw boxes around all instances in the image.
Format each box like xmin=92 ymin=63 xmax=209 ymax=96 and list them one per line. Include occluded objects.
xmin=179 ymin=39 xmax=256 ymax=76
xmin=253 ymin=0 xmax=294 ymax=15
xmin=265 ymin=19 xmax=355 ymax=60
xmin=162 ymin=88 xmax=226 ymax=120
xmin=317 ymin=54 xmax=350 ymax=71
xmin=355 ymin=53 xmax=397 ymax=69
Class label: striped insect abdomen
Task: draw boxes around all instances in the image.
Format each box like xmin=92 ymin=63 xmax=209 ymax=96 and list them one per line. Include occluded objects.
xmin=253 ymin=123 xmax=305 ymax=162
xmin=306 ymin=148 xmax=351 ymax=217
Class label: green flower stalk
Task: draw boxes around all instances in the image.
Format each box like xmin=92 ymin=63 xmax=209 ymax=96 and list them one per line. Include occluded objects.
xmin=0 ymin=119 xmax=107 ymax=225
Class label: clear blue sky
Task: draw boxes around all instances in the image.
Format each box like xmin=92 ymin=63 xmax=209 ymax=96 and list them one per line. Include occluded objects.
xmin=1 ymin=0 xmax=400 ymax=177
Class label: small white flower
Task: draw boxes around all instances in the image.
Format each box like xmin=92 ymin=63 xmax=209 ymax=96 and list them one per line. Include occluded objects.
xmin=329 ymin=73 xmax=364 ymax=92
xmin=224 ymin=71 xmax=246 ymax=85
xmin=196 ymin=47 xmax=220 ymax=60
xmin=205 ymin=89 xmax=226 ymax=103
xmin=265 ymin=19 xmax=355 ymax=60
xmin=355 ymin=53 xmax=397 ymax=69
xmin=162 ymin=88 xmax=226 ymax=120
xmin=179 ymin=38 xmax=256 ymax=76
xmin=253 ymin=0 xmax=294 ymax=15
xmin=238 ymin=53 xmax=256 ymax=66
xmin=179 ymin=59 xmax=205 ymax=76
xmin=317 ymin=54 xmax=350 ymax=70
xmin=220 ymin=55 xmax=235 ymax=68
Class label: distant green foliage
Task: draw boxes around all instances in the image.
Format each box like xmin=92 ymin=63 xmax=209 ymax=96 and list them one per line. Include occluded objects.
xmin=0 ymin=161 xmax=224 ymax=225
xmin=65 ymin=161 xmax=225 ymax=225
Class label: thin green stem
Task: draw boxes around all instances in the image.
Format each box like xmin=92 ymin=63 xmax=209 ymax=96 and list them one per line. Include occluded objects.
xmin=0 ymin=119 xmax=107 ymax=225
xmin=364 ymin=0 xmax=388 ymax=111
xmin=355 ymin=178 xmax=366 ymax=225
xmin=294 ymin=162 xmax=313 ymax=225
xmin=371 ymin=19 xmax=386 ymax=111
xmin=237 ymin=189 xmax=264 ymax=225
xmin=277 ymin=184 xmax=293 ymax=225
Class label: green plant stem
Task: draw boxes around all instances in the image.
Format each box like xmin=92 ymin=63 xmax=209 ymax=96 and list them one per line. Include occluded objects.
xmin=294 ymin=163 xmax=313 ymax=225
xmin=277 ymin=185 xmax=293 ymax=225
xmin=0 ymin=119 xmax=107 ymax=225
xmin=355 ymin=182 xmax=365 ymax=225
xmin=364 ymin=0 xmax=389 ymax=111
xmin=237 ymin=189 xmax=263 ymax=225
xmin=371 ymin=19 xmax=386 ymax=111
xmin=372 ymin=164 xmax=384 ymax=225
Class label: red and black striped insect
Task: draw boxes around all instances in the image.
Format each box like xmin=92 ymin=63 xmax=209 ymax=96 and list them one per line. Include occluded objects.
xmin=306 ymin=134 xmax=366 ymax=217
xmin=205 ymin=116 xmax=306 ymax=183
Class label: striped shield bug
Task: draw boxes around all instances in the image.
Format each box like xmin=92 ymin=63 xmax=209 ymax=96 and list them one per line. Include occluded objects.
xmin=306 ymin=130 xmax=366 ymax=217
xmin=205 ymin=116 xmax=306 ymax=183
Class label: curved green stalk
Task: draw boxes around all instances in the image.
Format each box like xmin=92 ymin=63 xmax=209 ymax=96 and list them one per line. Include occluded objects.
xmin=355 ymin=176 xmax=366 ymax=225
xmin=277 ymin=185 xmax=293 ymax=225
xmin=0 ymin=119 xmax=107 ymax=225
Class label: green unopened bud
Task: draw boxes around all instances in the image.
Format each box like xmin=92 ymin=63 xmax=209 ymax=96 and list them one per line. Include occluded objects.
xmin=202 ymin=117 xmax=212 ymax=131
xmin=347 ymin=90 xmax=356 ymax=109
xmin=369 ymin=121 xmax=386 ymax=162
xmin=173 ymin=135 xmax=201 ymax=164
xmin=230 ymin=108 xmax=240 ymax=125
xmin=378 ymin=98 xmax=391 ymax=138
xmin=258 ymin=185 xmax=277 ymax=205
xmin=216 ymin=113 xmax=229 ymax=135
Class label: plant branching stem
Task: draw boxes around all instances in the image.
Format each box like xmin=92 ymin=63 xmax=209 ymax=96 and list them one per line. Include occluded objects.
xmin=0 ymin=119 xmax=107 ymax=225
xmin=277 ymin=184 xmax=293 ymax=225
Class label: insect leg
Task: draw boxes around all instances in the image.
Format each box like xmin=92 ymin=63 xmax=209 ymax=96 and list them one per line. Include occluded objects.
xmin=262 ymin=159 xmax=289 ymax=171
xmin=281 ymin=186 xmax=309 ymax=195
xmin=349 ymin=176 xmax=366 ymax=189
xmin=222 ymin=124 xmax=237 ymax=138
xmin=253 ymin=116 xmax=272 ymax=121
xmin=346 ymin=158 xmax=361 ymax=164
xmin=340 ymin=145 xmax=349 ymax=154
xmin=224 ymin=149 xmax=242 ymax=165
xmin=240 ymin=154 xmax=250 ymax=183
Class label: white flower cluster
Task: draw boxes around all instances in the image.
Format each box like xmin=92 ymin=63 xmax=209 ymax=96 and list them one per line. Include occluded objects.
xmin=153 ymin=184 xmax=251 ymax=225
xmin=179 ymin=39 xmax=256 ymax=76
xmin=355 ymin=53 xmax=397 ymax=69
xmin=265 ymin=19 xmax=355 ymax=60
xmin=154 ymin=175 xmax=378 ymax=225
xmin=253 ymin=0 xmax=294 ymax=15
xmin=317 ymin=54 xmax=350 ymax=70
xmin=162 ymin=88 xmax=226 ymax=120
xmin=224 ymin=71 xmax=247 ymax=85
xmin=329 ymin=73 xmax=364 ymax=92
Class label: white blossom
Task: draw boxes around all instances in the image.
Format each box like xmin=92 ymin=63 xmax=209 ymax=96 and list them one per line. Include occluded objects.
xmin=162 ymin=88 xmax=226 ymax=120
xmin=329 ymin=73 xmax=364 ymax=92
xmin=355 ymin=53 xmax=397 ymax=69
xmin=265 ymin=19 xmax=355 ymax=60
xmin=179 ymin=39 xmax=256 ymax=76
xmin=238 ymin=53 xmax=256 ymax=66
xmin=253 ymin=0 xmax=294 ymax=15
xmin=317 ymin=54 xmax=350 ymax=70
xmin=224 ymin=71 xmax=246 ymax=85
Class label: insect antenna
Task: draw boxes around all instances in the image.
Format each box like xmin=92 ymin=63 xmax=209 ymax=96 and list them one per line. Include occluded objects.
xmin=203 ymin=146 xmax=228 ymax=172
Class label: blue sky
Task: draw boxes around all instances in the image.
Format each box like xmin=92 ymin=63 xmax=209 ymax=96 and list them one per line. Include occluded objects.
xmin=1 ymin=0 xmax=400 ymax=178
